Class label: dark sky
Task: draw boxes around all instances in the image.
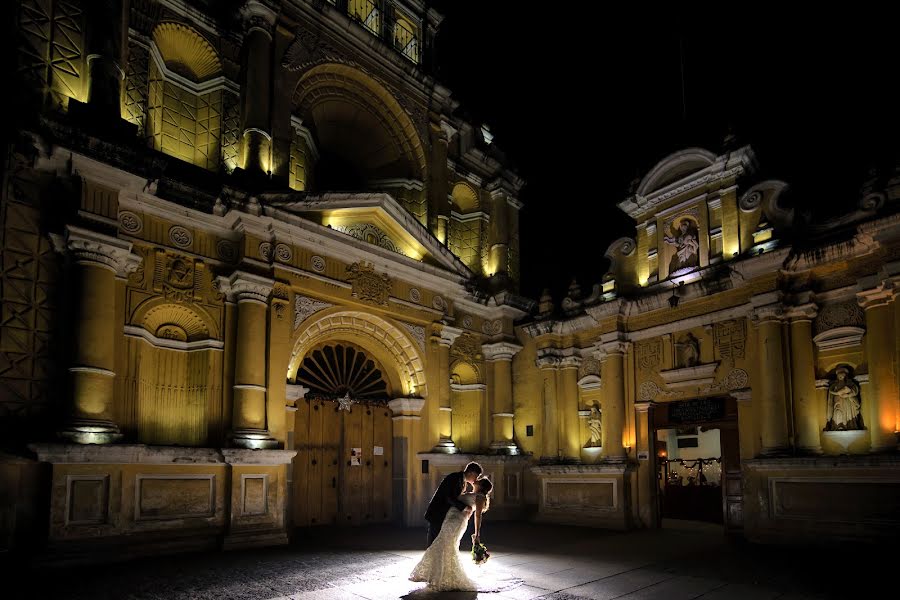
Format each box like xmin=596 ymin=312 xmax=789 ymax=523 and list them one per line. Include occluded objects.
xmin=428 ymin=2 xmax=898 ymax=300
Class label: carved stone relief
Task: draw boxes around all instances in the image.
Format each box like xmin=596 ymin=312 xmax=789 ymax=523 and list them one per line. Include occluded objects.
xmin=346 ymin=262 xmax=391 ymax=306
xmin=713 ymin=319 xmax=747 ymax=365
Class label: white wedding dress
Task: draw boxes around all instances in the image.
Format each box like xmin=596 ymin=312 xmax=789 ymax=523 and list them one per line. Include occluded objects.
xmin=409 ymin=493 xmax=522 ymax=593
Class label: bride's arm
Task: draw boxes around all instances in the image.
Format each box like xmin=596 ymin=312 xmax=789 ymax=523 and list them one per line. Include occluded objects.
xmin=472 ymin=495 xmax=486 ymax=542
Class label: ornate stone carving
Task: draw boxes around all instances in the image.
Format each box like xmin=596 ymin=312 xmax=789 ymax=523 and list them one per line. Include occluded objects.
xmin=216 ymin=239 xmax=237 ymax=263
xmin=119 ymin=211 xmax=142 ymax=234
xmin=638 ymin=380 xmax=684 ymax=401
xmin=258 ymin=242 xmax=272 ymax=261
xmin=409 ymin=288 xmax=421 ymax=303
xmin=740 ymin=190 xmax=763 ymax=212
xmin=346 ymin=262 xmax=392 ymax=306
xmin=713 ymin=319 xmax=747 ymax=364
xmin=432 ymin=295 xmax=446 ymax=311
xmin=482 ymin=342 xmax=523 ymax=362
xmin=814 ymin=300 xmax=865 ymax=336
xmin=310 ymin=255 xmax=326 ymax=272
xmin=64 ymin=226 xmax=142 ymax=277
xmin=275 ymin=243 xmax=293 ymax=262
xmin=169 ymin=226 xmax=193 ymax=249
xmin=401 ymin=322 xmax=426 ymax=352
xmin=451 ymin=334 xmax=482 ymax=363
xmin=220 ymin=271 xmax=273 ymax=304
xmin=335 ymin=223 xmax=405 ymax=256
xmin=294 ymin=295 xmax=333 ymax=330
xmin=462 ymin=315 xmax=473 ymax=329
xmin=482 ymin=319 xmax=502 ymax=335
xmin=825 ymin=366 xmax=864 ymax=431
xmin=639 ymin=381 xmax=660 ymax=401
xmin=578 ymin=358 xmax=600 ymax=379
xmin=636 ymin=339 xmax=662 ymax=371
xmin=700 ymin=368 xmax=750 ymax=394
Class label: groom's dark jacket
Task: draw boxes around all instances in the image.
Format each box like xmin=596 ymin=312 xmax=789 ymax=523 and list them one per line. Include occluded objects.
xmin=424 ymin=471 xmax=468 ymax=526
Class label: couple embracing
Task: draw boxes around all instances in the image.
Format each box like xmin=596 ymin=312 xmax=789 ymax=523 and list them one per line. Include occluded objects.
xmin=410 ymin=461 xmax=513 ymax=592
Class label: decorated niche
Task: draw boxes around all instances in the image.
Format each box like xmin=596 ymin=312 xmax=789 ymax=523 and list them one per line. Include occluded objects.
xmin=824 ymin=365 xmax=864 ymax=431
xmin=663 ymin=213 xmax=701 ymax=277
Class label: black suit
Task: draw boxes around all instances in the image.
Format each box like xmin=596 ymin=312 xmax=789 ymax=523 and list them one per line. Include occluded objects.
xmin=424 ymin=471 xmax=469 ymax=547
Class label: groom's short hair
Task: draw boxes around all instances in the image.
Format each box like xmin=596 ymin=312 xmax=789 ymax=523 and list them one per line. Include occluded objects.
xmin=463 ymin=462 xmax=483 ymax=476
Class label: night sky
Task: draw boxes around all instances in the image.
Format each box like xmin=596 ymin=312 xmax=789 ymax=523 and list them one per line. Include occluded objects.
xmin=428 ymin=2 xmax=898 ymax=300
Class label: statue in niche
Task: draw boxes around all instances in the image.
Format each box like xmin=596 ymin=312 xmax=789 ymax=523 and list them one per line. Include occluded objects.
xmin=675 ymin=333 xmax=700 ymax=368
xmin=586 ymin=405 xmax=602 ymax=447
xmin=664 ymin=218 xmax=700 ymax=273
xmin=825 ymin=366 xmax=864 ymax=431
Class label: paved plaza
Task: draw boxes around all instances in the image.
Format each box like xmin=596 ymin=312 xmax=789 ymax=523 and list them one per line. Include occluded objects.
xmin=11 ymin=522 xmax=886 ymax=600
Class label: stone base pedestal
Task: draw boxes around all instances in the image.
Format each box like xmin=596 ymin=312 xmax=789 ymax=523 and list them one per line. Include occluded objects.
xmin=230 ymin=428 xmax=279 ymax=449
xmin=430 ymin=437 xmax=458 ymax=454
xmin=27 ymin=444 xmax=296 ymax=562
xmin=530 ymin=463 xmax=635 ymax=530
xmin=743 ymin=455 xmax=900 ymax=545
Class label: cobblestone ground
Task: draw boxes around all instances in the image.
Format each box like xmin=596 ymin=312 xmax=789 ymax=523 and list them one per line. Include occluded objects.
xmin=11 ymin=523 xmax=889 ymax=600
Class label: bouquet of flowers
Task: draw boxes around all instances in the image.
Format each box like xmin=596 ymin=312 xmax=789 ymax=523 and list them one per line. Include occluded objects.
xmin=471 ymin=539 xmax=490 ymax=565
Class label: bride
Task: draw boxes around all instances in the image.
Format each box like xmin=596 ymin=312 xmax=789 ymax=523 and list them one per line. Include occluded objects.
xmin=409 ymin=477 xmax=493 ymax=591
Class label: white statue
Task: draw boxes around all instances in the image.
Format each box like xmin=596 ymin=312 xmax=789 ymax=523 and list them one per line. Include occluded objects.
xmin=825 ymin=366 xmax=863 ymax=431
xmin=586 ymin=405 xmax=602 ymax=447
xmin=664 ymin=218 xmax=700 ymax=273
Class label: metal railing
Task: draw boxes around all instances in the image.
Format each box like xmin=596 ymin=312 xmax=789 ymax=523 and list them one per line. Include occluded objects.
xmin=335 ymin=1 xmax=421 ymax=65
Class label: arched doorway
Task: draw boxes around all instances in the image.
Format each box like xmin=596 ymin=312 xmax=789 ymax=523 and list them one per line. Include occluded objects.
xmin=287 ymin=310 xmax=427 ymax=528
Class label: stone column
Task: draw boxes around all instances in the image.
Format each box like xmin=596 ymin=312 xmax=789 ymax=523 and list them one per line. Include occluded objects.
xmin=536 ymin=352 xmax=559 ymax=461
xmin=56 ymin=226 xmax=141 ymax=443
xmin=83 ymin=0 xmax=127 ymax=119
xmin=240 ymin=1 xmax=277 ymax=175
xmin=431 ymin=325 xmax=461 ymax=453
xmin=752 ymin=294 xmax=790 ymax=455
xmin=483 ymin=342 xmax=522 ymax=454
xmin=559 ymin=355 xmax=582 ymax=462
xmin=222 ymin=271 xmax=277 ymax=449
xmin=488 ymin=187 xmax=510 ymax=279
xmin=634 ymin=401 xmax=656 ymax=528
xmin=787 ymin=302 xmax=821 ymax=454
xmin=389 ymin=397 xmax=425 ymax=525
xmin=430 ymin=121 xmax=455 ymax=243
xmin=598 ymin=339 xmax=629 ymax=462
xmin=858 ymin=285 xmax=899 ymax=452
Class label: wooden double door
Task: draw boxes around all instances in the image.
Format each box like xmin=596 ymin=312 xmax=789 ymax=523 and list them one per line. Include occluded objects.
xmin=292 ymin=398 xmax=393 ymax=527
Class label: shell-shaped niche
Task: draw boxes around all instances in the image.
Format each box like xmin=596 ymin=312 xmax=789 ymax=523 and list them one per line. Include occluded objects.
xmin=152 ymin=22 xmax=222 ymax=82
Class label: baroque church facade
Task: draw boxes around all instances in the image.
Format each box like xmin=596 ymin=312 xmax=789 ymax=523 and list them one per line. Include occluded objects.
xmin=1 ymin=0 xmax=898 ymax=559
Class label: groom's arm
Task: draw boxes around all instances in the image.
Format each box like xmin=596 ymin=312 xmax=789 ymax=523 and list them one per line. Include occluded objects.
xmin=442 ymin=473 xmax=468 ymax=512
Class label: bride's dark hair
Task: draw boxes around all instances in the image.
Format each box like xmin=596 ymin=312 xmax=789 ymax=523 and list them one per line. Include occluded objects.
xmin=477 ymin=477 xmax=493 ymax=495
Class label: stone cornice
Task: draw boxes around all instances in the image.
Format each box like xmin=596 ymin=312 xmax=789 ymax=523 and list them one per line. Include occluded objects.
xmin=60 ymin=225 xmax=142 ymax=277
xmin=27 ymin=443 xmax=286 ymax=465
xmin=481 ymin=341 xmax=523 ymax=362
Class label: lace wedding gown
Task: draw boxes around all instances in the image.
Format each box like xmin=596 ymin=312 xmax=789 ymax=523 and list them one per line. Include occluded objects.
xmin=409 ymin=493 xmax=522 ymax=593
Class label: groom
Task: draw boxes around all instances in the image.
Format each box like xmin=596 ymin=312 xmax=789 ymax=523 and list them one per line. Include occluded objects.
xmin=423 ymin=461 xmax=483 ymax=547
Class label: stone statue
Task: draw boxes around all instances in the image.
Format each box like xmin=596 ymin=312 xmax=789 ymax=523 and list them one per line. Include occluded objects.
xmin=675 ymin=333 xmax=699 ymax=368
xmin=664 ymin=218 xmax=700 ymax=273
xmin=586 ymin=405 xmax=602 ymax=447
xmin=825 ymin=366 xmax=863 ymax=431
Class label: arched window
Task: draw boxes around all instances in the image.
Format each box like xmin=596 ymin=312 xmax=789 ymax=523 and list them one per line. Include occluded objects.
xmin=448 ymin=182 xmax=487 ymax=273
